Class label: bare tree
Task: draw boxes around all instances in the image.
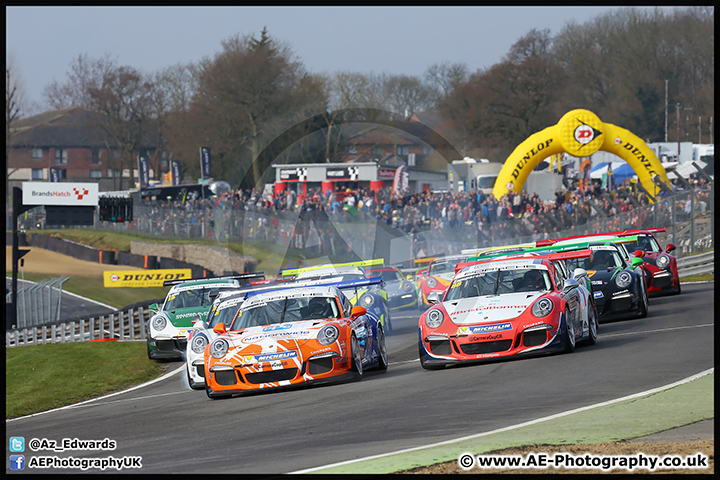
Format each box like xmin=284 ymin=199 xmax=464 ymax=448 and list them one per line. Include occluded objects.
xmin=6 ymin=54 xmax=28 ymax=203
xmin=43 ymin=53 xmax=117 ymax=110
xmin=87 ymin=65 xmax=154 ymax=189
xmin=424 ymin=61 xmax=469 ymax=106
xmin=186 ymin=28 xmax=327 ymax=189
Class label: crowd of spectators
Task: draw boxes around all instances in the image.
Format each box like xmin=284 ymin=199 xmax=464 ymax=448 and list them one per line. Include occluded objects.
xmin=119 ymin=173 xmax=711 ymax=259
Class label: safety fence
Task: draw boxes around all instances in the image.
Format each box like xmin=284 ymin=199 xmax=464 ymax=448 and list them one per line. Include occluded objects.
xmin=676 ymin=251 xmax=714 ymax=276
xmin=5 ymin=276 xmax=69 ymax=329
xmin=5 ymin=305 xmax=153 ymax=348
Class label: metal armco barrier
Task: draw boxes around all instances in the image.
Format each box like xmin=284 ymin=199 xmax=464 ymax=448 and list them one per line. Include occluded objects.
xmin=6 ymin=306 xmax=152 ymax=348
xmin=676 ymin=251 xmax=714 ymax=276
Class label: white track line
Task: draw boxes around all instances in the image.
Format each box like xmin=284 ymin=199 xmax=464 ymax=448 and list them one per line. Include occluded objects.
xmin=6 ymin=365 xmax=185 ymax=423
xmin=288 ymin=367 xmax=714 ymax=474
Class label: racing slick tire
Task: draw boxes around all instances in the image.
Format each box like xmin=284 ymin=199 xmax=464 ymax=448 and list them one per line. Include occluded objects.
xmin=187 ymin=366 xmax=204 ymax=390
xmin=383 ymin=300 xmax=392 ymax=333
xmin=672 ymin=281 xmax=682 ymax=295
xmin=562 ymin=307 xmax=576 ymax=353
xmin=638 ymin=281 xmax=649 ymax=318
xmin=582 ymin=301 xmax=599 ymax=346
xmin=350 ymin=334 xmax=364 ymax=380
xmin=375 ymin=326 xmax=389 ymax=372
xmin=146 ymin=341 xmax=155 ymax=360
xmin=419 ymin=341 xmax=445 ymax=370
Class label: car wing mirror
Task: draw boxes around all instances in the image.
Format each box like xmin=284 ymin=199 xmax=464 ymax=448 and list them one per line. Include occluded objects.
xmin=350 ymin=306 xmax=367 ymax=319
xmin=634 ymin=250 xmax=645 ymax=258
xmin=563 ymin=278 xmax=579 ymax=291
xmin=572 ymin=268 xmax=587 ymax=279
xmin=193 ymin=319 xmax=209 ymax=330
xmin=427 ymin=291 xmax=442 ymax=304
xmin=213 ymin=322 xmax=227 ymax=334
xmin=666 ymin=243 xmax=676 ymax=253
xmin=149 ymin=303 xmax=159 ymax=313
xmin=631 ymin=257 xmax=644 ymax=269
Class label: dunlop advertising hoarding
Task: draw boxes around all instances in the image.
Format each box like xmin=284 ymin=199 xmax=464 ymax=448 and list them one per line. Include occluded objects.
xmin=104 ymin=269 xmax=192 ymax=288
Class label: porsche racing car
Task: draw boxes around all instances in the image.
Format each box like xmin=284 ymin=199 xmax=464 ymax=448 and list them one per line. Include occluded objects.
xmin=204 ymin=278 xmax=388 ymax=398
xmin=607 ymin=228 xmax=680 ymax=296
xmin=281 ymin=260 xmax=391 ymax=331
xmin=550 ymin=237 xmax=649 ymax=321
xmin=365 ymin=265 xmax=419 ymax=311
xmin=146 ymin=274 xmax=263 ymax=360
xmin=418 ymin=250 xmax=598 ymax=369
xmin=186 ymin=275 xmax=362 ymax=389
xmin=417 ymin=254 xmax=470 ymax=307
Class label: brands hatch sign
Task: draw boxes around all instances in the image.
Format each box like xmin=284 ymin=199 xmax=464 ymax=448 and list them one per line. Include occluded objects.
xmin=22 ymin=182 xmax=99 ymax=206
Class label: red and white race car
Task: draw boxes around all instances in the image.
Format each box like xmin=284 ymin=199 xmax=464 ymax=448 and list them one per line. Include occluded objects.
xmin=418 ymin=250 xmax=598 ymax=369
xmin=416 ymin=254 xmax=469 ymax=308
xmin=606 ymin=228 xmax=681 ymax=296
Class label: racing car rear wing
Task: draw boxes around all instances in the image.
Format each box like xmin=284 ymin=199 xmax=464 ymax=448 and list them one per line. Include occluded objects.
xmin=279 ymin=259 xmax=384 ymax=278
xmin=456 ymin=247 xmax=595 ymax=274
xmin=413 ymin=257 xmax=438 ymax=265
xmin=162 ymin=272 xmax=266 ymax=287
xmin=605 ymin=227 xmax=666 ymax=237
xmin=242 ymin=275 xmax=384 ymax=299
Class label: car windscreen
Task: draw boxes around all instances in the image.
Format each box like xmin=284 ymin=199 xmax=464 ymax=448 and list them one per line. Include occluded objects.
xmin=371 ymin=270 xmax=403 ymax=282
xmin=164 ymin=287 xmax=217 ymax=310
xmin=445 ymin=268 xmax=552 ymax=300
xmin=429 ymin=260 xmax=462 ymax=275
xmin=230 ymin=296 xmax=341 ymax=330
xmin=208 ymin=299 xmax=244 ymax=328
xmin=621 ymin=234 xmax=661 ymax=253
xmin=567 ymin=250 xmax=624 ymax=271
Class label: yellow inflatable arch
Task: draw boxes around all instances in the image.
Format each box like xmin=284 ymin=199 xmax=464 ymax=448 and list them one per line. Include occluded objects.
xmin=493 ymin=109 xmax=671 ymax=202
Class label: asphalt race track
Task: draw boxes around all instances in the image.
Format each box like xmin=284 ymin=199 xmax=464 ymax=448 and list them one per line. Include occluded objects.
xmin=6 ymin=282 xmax=714 ymax=474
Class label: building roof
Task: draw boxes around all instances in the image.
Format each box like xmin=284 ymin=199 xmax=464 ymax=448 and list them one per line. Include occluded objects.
xmin=8 ymin=106 xmax=158 ymax=149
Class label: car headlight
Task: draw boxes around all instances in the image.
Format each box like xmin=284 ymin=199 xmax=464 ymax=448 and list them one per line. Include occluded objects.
xmin=426 ymin=278 xmax=438 ymax=289
xmin=401 ymin=281 xmax=413 ymax=292
xmin=425 ymin=308 xmax=444 ymax=328
xmin=151 ymin=315 xmax=167 ymax=331
xmin=190 ymin=334 xmax=209 ymax=354
xmin=531 ymin=298 xmax=554 ymax=317
xmin=360 ymin=293 xmax=375 ymax=308
xmin=317 ymin=325 xmax=339 ymax=345
xmin=209 ymin=338 xmax=229 ymax=359
xmin=615 ymin=271 xmax=632 ymax=288
xmin=656 ymin=254 xmax=670 ymax=269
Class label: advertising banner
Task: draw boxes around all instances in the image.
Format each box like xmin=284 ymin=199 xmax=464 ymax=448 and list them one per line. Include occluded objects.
xmin=199 ymin=147 xmax=211 ymax=180
xmin=138 ymin=153 xmax=150 ymax=188
xmin=48 ymin=167 xmax=60 ymax=182
xmin=22 ymin=182 xmax=99 ymax=206
xmin=103 ymin=269 xmax=192 ymax=288
xmin=170 ymin=160 xmax=182 ymax=186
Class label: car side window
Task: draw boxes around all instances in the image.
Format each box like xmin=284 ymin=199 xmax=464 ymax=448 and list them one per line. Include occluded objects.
xmin=341 ymin=293 xmax=352 ymax=317
xmin=551 ymin=261 xmax=566 ymax=289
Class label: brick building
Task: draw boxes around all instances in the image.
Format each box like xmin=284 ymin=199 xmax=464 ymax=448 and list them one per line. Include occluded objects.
xmin=7 ymin=107 xmax=161 ymax=191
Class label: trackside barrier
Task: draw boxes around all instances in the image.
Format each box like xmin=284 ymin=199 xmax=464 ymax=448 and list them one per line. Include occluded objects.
xmin=5 ymin=306 xmax=154 ymax=347
xmin=676 ymin=251 xmax=714 ymax=277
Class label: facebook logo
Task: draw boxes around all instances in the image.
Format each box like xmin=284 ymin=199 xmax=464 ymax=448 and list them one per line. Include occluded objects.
xmin=9 ymin=436 xmax=25 ymax=452
xmin=9 ymin=455 xmax=25 ymax=470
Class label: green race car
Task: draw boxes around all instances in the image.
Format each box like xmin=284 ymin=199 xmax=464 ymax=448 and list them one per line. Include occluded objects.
xmin=146 ymin=274 xmax=262 ymax=359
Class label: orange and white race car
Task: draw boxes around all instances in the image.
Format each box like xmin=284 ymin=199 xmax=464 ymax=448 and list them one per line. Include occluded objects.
xmin=203 ymin=278 xmax=388 ymax=398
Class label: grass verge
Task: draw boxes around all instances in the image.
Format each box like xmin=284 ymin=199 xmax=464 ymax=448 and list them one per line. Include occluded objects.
xmin=6 ymin=341 xmax=172 ymax=418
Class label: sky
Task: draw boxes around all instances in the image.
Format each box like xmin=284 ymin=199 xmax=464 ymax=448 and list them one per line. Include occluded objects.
xmin=7 ymin=6 xmax=684 ymax=113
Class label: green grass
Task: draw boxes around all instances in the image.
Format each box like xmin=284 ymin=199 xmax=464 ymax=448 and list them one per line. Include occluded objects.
xmin=6 ymin=342 xmax=173 ymax=418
